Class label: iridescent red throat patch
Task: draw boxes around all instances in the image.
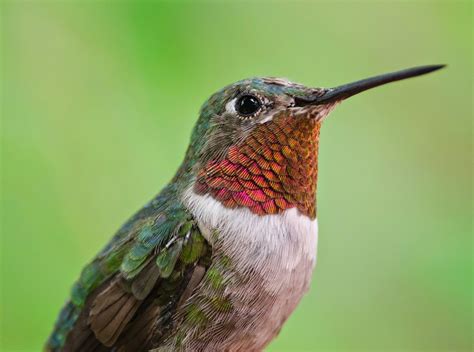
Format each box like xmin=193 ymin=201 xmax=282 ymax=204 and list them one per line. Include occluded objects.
xmin=195 ymin=114 xmax=320 ymax=219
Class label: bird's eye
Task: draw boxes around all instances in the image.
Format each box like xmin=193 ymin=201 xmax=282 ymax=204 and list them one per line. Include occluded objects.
xmin=235 ymin=95 xmax=262 ymax=117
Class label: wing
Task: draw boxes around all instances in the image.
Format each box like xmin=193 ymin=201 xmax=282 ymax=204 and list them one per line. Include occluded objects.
xmin=45 ymin=186 xmax=211 ymax=352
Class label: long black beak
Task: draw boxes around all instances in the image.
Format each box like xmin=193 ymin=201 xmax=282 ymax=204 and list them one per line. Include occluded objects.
xmin=310 ymin=65 xmax=445 ymax=105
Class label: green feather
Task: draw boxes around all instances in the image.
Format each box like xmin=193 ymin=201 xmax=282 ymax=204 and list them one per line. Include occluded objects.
xmin=156 ymin=238 xmax=184 ymax=278
xmin=180 ymin=228 xmax=206 ymax=264
xmin=46 ymin=183 xmax=212 ymax=351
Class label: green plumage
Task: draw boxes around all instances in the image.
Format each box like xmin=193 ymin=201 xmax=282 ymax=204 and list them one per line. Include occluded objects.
xmin=46 ymin=184 xmax=211 ymax=351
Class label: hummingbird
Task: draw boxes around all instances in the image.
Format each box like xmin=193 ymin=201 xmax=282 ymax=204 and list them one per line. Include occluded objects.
xmin=46 ymin=65 xmax=444 ymax=352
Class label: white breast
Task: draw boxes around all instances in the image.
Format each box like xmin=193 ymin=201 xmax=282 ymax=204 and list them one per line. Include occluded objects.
xmin=183 ymin=187 xmax=318 ymax=351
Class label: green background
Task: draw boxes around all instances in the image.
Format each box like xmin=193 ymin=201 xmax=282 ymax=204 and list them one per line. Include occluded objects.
xmin=1 ymin=1 xmax=472 ymax=351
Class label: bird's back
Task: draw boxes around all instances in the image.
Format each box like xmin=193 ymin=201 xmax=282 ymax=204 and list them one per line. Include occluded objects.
xmin=45 ymin=184 xmax=213 ymax=351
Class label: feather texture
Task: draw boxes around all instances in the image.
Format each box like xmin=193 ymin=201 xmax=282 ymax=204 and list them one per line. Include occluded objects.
xmin=45 ymin=184 xmax=211 ymax=351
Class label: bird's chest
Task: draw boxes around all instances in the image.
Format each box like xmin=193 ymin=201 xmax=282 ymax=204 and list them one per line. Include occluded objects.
xmin=183 ymin=191 xmax=318 ymax=351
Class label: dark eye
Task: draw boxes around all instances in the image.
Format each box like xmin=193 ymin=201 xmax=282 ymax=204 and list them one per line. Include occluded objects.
xmin=235 ymin=95 xmax=262 ymax=117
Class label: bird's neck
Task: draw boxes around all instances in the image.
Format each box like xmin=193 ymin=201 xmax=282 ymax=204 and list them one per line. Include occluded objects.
xmin=194 ymin=115 xmax=321 ymax=219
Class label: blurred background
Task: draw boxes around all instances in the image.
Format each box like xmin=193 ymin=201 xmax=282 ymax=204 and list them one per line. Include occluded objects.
xmin=1 ymin=1 xmax=472 ymax=351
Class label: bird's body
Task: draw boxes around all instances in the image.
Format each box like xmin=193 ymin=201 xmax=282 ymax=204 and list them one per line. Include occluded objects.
xmin=46 ymin=66 xmax=443 ymax=352
xmin=175 ymin=187 xmax=318 ymax=351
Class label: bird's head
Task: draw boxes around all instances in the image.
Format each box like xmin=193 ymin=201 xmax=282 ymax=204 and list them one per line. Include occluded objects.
xmin=179 ymin=65 xmax=444 ymax=219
